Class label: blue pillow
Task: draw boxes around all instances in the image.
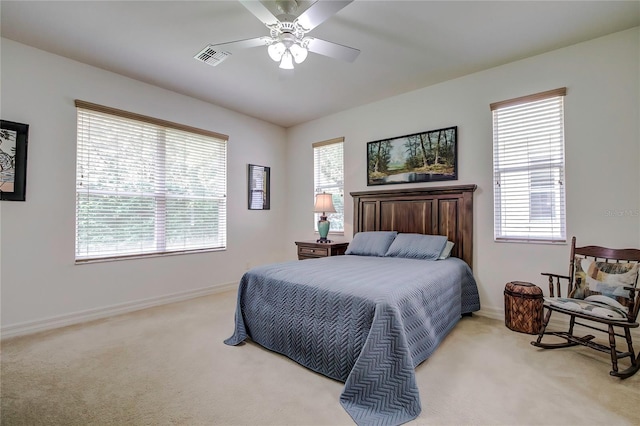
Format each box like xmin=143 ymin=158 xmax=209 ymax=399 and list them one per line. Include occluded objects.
xmin=345 ymin=231 xmax=398 ymax=257
xmin=385 ymin=233 xmax=448 ymax=260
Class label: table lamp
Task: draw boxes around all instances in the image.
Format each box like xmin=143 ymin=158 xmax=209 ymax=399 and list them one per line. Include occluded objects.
xmin=314 ymin=192 xmax=336 ymax=243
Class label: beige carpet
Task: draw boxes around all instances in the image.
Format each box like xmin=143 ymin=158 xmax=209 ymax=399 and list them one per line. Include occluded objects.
xmin=1 ymin=289 xmax=639 ymax=425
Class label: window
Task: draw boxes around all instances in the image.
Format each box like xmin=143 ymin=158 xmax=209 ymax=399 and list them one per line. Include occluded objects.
xmin=248 ymin=164 xmax=270 ymax=210
xmin=75 ymin=100 xmax=227 ymax=262
xmin=313 ymin=138 xmax=344 ymax=233
xmin=491 ymin=88 xmax=567 ymax=243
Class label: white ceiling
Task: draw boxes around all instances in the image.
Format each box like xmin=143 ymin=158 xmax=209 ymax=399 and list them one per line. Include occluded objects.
xmin=2 ymin=1 xmax=639 ymax=128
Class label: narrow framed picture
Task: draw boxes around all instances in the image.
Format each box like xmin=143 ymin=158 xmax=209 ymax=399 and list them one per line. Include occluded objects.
xmin=248 ymin=164 xmax=270 ymax=210
xmin=367 ymin=126 xmax=457 ymax=186
xmin=1 ymin=120 xmax=29 ymax=201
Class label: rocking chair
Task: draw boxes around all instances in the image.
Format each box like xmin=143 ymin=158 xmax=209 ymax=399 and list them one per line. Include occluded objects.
xmin=531 ymin=236 xmax=640 ymax=379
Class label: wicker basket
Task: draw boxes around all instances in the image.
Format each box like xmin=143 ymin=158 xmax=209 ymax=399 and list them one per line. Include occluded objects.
xmin=504 ymin=281 xmax=544 ymax=334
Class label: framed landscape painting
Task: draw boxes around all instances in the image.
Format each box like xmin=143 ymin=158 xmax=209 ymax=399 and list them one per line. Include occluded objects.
xmin=0 ymin=120 xmax=29 ymax=201
xmin=367 ymin=126 xmax=457 ymax=186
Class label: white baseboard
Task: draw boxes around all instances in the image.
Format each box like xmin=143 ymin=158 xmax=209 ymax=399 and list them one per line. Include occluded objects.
xmin=474 ymin=306 xmax=640 ymax=339
xmin=4 ymin=289 xmax=637 ymax=341
xmin=474 ymin=306 xmax=504 ymax=322
xmin=1 ymin=281 xmax=238 ymax=340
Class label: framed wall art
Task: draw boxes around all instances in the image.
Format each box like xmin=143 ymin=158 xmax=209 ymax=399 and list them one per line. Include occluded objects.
xmin=367 ymin=126 xmax=457 ymax=186
xmin=1 ymin=120 xmax=29 ymax=201
xmin=248 ymin=164 xmax=270 ymax=210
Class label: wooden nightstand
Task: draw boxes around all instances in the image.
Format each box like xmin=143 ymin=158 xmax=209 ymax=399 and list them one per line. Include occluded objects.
xmin=295 ymin=241 xmax=349 ymax=260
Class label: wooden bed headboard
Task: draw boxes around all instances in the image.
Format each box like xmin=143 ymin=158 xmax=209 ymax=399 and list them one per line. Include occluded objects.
xmin=350 ymin=184 xmax=477 ymax=268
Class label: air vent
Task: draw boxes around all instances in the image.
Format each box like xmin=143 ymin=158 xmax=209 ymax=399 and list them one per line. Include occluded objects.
xmin=194 ymin=45 xmax=231 ymax=67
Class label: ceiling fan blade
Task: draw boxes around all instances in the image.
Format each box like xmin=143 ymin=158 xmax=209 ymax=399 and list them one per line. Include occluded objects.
xmin=307 ymin=38 xmax=360 ymax=62
xmin=210 ymin=36 xmax=272 ymax=52
xmin=195 ymin=37 xmax=271 ymax=67
xmin=296 ymin=0 xmax=353 ymax=31
xmin=239 ymin=0 xmax=280 ymax=26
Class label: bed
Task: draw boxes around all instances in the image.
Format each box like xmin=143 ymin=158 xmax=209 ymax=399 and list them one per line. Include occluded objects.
xmin=225 ymin=185 xmax=480 ymax=425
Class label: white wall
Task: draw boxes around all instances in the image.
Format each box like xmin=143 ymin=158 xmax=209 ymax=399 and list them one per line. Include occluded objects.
xmin=286 ymin=28 xmax=640 ymax=318
xmin=2 ymin=28 xmax=638 ymax=335
xmin=0 ymin=39 xmax=288 ymax=333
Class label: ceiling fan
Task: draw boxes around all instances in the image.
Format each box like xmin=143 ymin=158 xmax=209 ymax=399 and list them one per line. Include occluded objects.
xmin=195 ymin=0 xmax=360 ymax=70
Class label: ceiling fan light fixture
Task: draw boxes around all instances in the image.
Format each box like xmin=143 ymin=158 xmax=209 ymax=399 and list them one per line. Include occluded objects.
xmin=290 ymin=42 xmax=308 ymax=64
xmin=268 ymin=42 xmax=286 ymax=61
xmin=208 ymin=0 xmax=359 ymax=70
xmin=279 ymin=50 xmax=295 ymax=69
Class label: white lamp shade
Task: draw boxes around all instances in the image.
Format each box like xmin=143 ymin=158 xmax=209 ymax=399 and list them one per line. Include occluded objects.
xmin=279 ymin=50 xmax=295 ymax=69
xmin=268 ymin=42 xmax=285 ymax=62
xmin=314 ymin=192 xmax=336 ymax=213
xmin=290 ymin=43 xmax=308 ymax=64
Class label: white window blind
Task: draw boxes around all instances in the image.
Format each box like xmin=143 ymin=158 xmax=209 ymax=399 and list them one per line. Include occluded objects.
xmin=75 ymin=100 xmax=227 ymax=262
xmin=313 ymin=138 xmax=344 ymax=233
xmin=491 ymin=88 xmax=567 ymax=243
xmin=248 ymin=164 xmax=269 ymax=210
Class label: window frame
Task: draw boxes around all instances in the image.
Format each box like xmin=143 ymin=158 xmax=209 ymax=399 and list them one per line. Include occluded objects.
xmin=491 ymin=88 xmax=567 ymax=244
xmin=313 ymin=137 xmax=345 ymax=235
xmin=74 ymin=100 xmax=228 ymax=263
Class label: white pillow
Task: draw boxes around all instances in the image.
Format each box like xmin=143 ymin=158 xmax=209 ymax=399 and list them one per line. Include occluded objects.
xmin=438 ymin=241 xmax=455 ymax=260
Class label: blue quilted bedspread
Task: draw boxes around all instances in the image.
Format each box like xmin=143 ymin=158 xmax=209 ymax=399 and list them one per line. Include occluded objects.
xmin=225 ymin=255 xmax=480 ymax=425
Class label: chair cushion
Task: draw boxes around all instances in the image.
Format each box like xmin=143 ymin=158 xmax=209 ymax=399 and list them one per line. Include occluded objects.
xmin=570 ymin=257 xmax=639 ymax=305
xmin=545 ymin=296 xmax=628 ymax=320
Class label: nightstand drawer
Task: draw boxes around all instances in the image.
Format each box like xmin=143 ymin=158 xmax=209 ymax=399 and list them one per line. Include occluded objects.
xmin=298 ymin=246 xmax=329 ymax=257
xmin=295 ymin=241 xmax=349 ymax=260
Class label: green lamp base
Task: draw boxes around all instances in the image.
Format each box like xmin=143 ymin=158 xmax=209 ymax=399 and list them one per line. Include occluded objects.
xmin=317 ymin=219 xmax=331 ymax=243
